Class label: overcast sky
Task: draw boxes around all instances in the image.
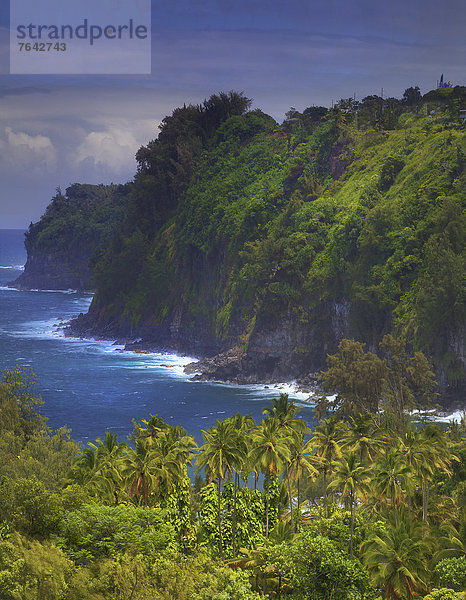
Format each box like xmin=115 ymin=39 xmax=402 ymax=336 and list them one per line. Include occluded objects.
xmin=0 ymin=0 xmax=465 ymax=228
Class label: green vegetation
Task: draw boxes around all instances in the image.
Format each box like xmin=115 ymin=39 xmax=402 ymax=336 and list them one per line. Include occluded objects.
xmin=10 ymin=88 xmax=464 ymax=594
xmin=1 ymin=365 xmax=465 ymax=599
xmin=66 ymin=86 xmax=463 ymax=398
xmin=20 ymin=87 xmax=465 ymax=397
xmin=15 ymin=182 xmax=131 ymax=290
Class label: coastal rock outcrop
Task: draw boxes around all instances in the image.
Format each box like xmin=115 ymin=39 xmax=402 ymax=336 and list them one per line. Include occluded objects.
xmin=11 ymin=246 xmax=95 ymax=291
xmin=9 ymin=182 xmax=130 ymax=292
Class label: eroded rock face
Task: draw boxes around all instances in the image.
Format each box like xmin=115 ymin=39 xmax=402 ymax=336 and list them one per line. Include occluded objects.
xmin=68 ymin=298 xmax=351 ymax=386
xmin=329 ymin=137 xmax=352 ymax=179
xmin=10 ymin=249 xmax=95 ymax=291
xmin=170 ymin=300 xmax=351 ymax=386
xmin=185 ymin=347 xmax=247 ymax=382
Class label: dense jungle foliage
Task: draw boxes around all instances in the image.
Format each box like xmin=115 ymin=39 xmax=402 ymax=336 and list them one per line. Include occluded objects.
xmin=0 ymin=365 xmax=465 ymax=599
xmin=25 ymin=183 xmax=130 ymax=258
xmin=21 ymin=87 xmax=466 ymax=395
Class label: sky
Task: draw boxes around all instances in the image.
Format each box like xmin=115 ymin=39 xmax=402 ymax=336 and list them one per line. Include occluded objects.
xmin=0 ymin=0 xmax=465 ymax=229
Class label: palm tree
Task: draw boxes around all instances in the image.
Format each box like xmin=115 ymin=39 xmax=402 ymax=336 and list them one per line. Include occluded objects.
xmin=327 ymin=450 xmax=370 ymax=557
xmin=310 ymin=416 xmax=345 ymax=515
xmin=93 ymin=431 xmax=127 ymax=504
xmin=70 ymin=432 xmax=126 ymax=504
xmin=138 ymin=414 xmax=167 ymax=439
xmin=342 ymin=413 xmax=386 ymax=464
xmin=262 ymin=393 xmax=308 ymax=435
xmin=263 ymin=394 xmax=310 ymax=531
xmin=228 ymin=413 xmax=253 ymax=557
xmin=361 ymin=520 xmax=431 ymax=599
xmin=288 ymin=435 xmax=319 ymax=522
xmin=397 ymin=429 xmax=430 ymax=520
xmin=121 ymin=437 xmax=160 ymax=506
xmin=70 ymin=445 xmax=98 ymax=486
xmin=434 ymin=521 xmax=466 ymax=562
xmin=398 ymin=425 xmax=455 ymax=523
xmin=373 ymin=449 xmax=411 ymax=526
xmin=418 ymin=425 xmax=454 ymax=522
xmin=196 ymin=419 xmax=244 ymax=557
xmin=229 ymin=545 xmax=276 ymax=596
xmin=229 ymin=534 xmax=291 ymax=598
xmin=249 ymin=419 xmax=291 ymax=538
xmin=150 ymin=425 xmax=196 ymax=498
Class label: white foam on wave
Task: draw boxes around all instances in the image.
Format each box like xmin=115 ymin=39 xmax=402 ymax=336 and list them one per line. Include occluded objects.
xmin=193 ymin=378 xmax=315 ymax=404
xmin=8 ymin=292 xmax=318 ymax=397
xmin=0 ymin=265 xmax=24 ymax=270
xmin=13 ymin=318 xmax=71 ymax=341
xmin=248 ymin=383 xmax=314 ymax=403
xmin=50 ymin=323 xmax=198 ymax=381
xmin=105 ymin=347 xmax=198 ymax=379
xmin=27 ymin=288 xmax=78 ymax=294
xmin=0 ymin=285 xmax=93 ymax=296
xmin=431 ymin=410 xmax=465 ymax=423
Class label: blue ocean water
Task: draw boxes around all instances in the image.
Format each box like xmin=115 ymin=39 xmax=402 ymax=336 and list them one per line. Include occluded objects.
xmin=0 ymin=229 xmax=316 ymax=444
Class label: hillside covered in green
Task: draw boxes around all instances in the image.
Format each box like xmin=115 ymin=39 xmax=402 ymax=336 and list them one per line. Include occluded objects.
xmin=73 ymin=88 xmax=465 ymax=402
xmin=19 ymin=88 xmax=465 ymax=402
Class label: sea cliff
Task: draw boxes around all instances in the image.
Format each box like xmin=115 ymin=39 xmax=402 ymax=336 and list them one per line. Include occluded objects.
xmin=20 ymin=90 xmax=466 ymax=405
xmin=10 ymin=183 xmax=130 ymax=292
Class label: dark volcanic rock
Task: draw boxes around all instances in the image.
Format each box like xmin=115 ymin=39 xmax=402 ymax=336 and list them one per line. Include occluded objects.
xmin=185 ymin=347 xmax=247 ymax=382
xmin=10 ymin=248 xmax=95 ymax=292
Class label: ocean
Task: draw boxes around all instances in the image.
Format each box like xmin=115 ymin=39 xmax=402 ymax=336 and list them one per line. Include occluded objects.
xmin=0 ymin=229 xmax=316 ymax=445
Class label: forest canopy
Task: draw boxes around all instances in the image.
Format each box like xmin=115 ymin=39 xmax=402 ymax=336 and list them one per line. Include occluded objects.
xmin=0 ymin=365 xmax=465 ymax=599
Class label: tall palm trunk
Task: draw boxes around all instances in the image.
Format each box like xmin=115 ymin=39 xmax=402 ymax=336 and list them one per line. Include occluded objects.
xmin=349 ymin=491 xmax=355 ymax=558
xmin=286 ymin=466 xmax=293 ymax=531
xmin=422 ymin=481 xmax=429 ymax=522
xmin=218 ymin=477 xmax=223 ymax=557
xmin=392 ymin=495 xmax=398 ymax=527
xmin=323 ymin=469 xmax=328 ymax=517
xmin=266 ymin=474 xmax=270 ymax=539
xmin=233 ymin=472 xmax=238 ymax=558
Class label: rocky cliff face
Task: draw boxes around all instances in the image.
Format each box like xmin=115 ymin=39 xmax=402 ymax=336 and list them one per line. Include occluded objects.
xmin=9 ymin=183 xmax=129 ymax=292
xmin=67 ymin=280 xmax=464 ymax=409
xmin=67 ymin=294 xmax=352 ymax=388
xmin=10 ymin=246 xmax=95 ymax=291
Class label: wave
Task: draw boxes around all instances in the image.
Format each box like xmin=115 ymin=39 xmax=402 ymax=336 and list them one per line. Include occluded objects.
xmin=192 ymin=378 xmax=315 ymax=403
xmin=26 ymin=321 xmax=314 ymax=396
xmin=0 ymin=265 xmax=24 ymax=270
xmin=429 ymin=410 xmax=465 ymax=423
xmin=0 ymin=285 xmax=93 ymax=296
xmin=444 ymin=410 xmax=466 ymax=422
xmin=21 ymin=288 xmax=83 ymax=294
xmin=6 ymin=296 xmax=317 ymax=400
xmin=96 ymin=344 xmax=198 ymax=380
xmin=26 ymin=321 xmax=199 ymax=381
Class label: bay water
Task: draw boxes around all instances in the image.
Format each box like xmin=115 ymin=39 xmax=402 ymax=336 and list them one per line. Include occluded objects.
xmin=0 ymin=229 xmax=316 ymax=445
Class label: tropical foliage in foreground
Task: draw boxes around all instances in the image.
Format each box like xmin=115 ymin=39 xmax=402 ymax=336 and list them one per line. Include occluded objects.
xmin=0 ymin=365 xmax=465 ymax=599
